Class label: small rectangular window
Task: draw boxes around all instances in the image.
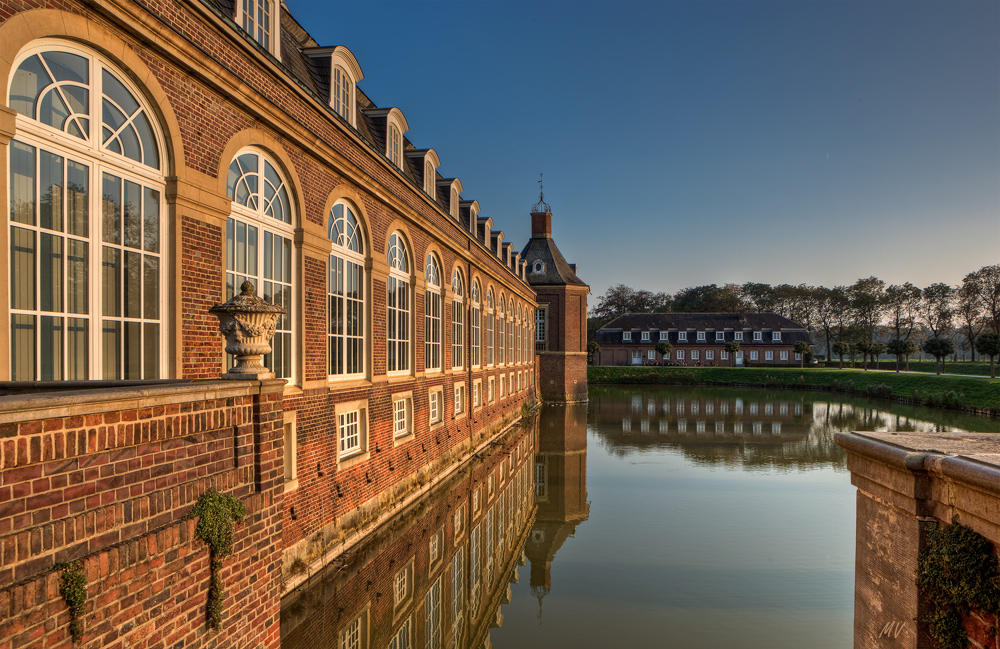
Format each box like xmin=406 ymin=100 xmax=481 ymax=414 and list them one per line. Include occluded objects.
xmin=623 ymin=331 xmax=632 ymax=341
xmin=765 ymin=351 xmax=773 ymax=361
xmin=721 ymin=350 xmax=729 ymax=360
xmin=692 ymin=350 xmax=699 ymax=360
xmin=660 ymin=331 xmax=668 ymax=341
xmin=678 ymin=332 xmax=687 ymax=342
xmin=780 ymin=351 xmax=788 ymax=361
xmin=473 ymin=380 xmax=482 ymax=408
xmin=429 ymin=390 xmax=442 ymax=424
xmin=750 ymin=351 xmax=759 ymax=360
xmin=773 ymin=332 xmax=781 ymax=342
xmin=393 ymin=397 xmax=412 ymax=438
xmin=735 ymin=331 xmax=744 ymax=341
xmin=641 ymin=331 xmax=649 ymax=341
xmin=716 ymin=331 xmax=725 ymax=341
xmin=648 ymin=350 xmax=655 ymax=360
xmin=488 ymin=377 xmax=495 ymax=403
xmin=696 ymin=331 xmax=705 ymax=341
xmin=754 ymin=331 xmax=762 ymax=341
xmin=706 ymin=350 xmax=714 ymax=360
xmin=339 ymin=409 xmax=363 ymax=457
xmin=632 ymin=350 xmax=641 ymax=359
xmin=283 ymin=419 xmax=296 ymax=485
xmin=677 ymin=350 xmax=684 ymax=360
xmin=795 ymin=353 xmax=802 ymax=360
xmin=455 ymin=383 xmax=466 ymax=416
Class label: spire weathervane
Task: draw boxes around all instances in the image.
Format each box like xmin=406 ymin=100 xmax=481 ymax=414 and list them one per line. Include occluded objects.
xmin=532 ymin=173 xmax=551 ymax=214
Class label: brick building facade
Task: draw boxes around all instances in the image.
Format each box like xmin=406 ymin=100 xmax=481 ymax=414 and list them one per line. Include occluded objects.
xmin=0 ymin=1 xmax=583 ymax=647
xmin=595 ymin=313 xmax=813 ymax=367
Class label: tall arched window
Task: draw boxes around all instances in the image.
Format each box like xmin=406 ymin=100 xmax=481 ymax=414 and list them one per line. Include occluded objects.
xmin=508 ymin=299 xmax=515 ymax=366
xmin=452 ymin=270 xmax=464 ymax=370
xmin=515 ymin=306 xmax=521 ymax=366
xmin=8 ymin=44 xmax=165 ymax=380
xmin=424 ymin=253 xmax=442 ymax=372
xmin=225 ymin=147 xmax=293 ymax=379
xmin=328 ymin=202 xmax=364 ymax=378
xmin=497 ymin=295 xmax=506 ymax=366
xmin=332 ymin=66 xmax=351 ymax=122
xmin=387 ymin=232 xmax=410 ymax=373
xmin=486 ymin=288 xmax=495 ymax=366
xmin=470 ymin=280 xmax=481 ymax=368
xmin=425 ymin=161 xmax=435 ymax=195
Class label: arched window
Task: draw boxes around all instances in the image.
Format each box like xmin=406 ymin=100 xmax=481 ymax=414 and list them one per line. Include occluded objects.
xmin=470 ymin=280 xmax=481 ymax=368
xmin=497 ymin=295 xmax=505 ymax=366
xmin=450 ymin=188 xmax=459 ymax=220
xmin=508 ymin=299 xmax=515 ymax=366
xmin=424 ymin=253 xmax=442 ymax=372
xmin=486 ymin=288 xmax=495 ymax=366
xmin=451 ymin=270 xmax=464 ymax=370
xmin=425 ymin=161 xmax=435 ymax=196
xmin=387 ymin=232 xmax=410 ymax=373
xmin=8 ymin=44 xmax=165 ymax=381
xmin=332 ymin=66 xmax=352 ymax=122
xmin=328 ymin=202 xmax=364 ymax=378
xmin=225 ymin=147 xmax=294 ymax=379
xmin=238 ymin=0 xmax=279 ymax=58
xmin=515 ymin=306 xmax=521 ymax=366
xmin=387 ymin=123 xmax=402 ymax=167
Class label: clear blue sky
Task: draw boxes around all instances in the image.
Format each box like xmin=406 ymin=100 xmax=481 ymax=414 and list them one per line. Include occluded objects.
xmin=293 ymin=0 xmax=999 ymax=298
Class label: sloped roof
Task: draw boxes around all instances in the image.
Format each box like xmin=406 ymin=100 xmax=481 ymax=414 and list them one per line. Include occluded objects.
xmin=520 ymin=236 xmax=587 ymax=287
xmin=601 ymin=312 xmax=807 ymax=331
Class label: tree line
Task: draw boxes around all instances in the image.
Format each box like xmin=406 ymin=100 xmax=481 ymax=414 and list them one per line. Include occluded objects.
xmin=588 ymin=264 xmax=1000 ymax=377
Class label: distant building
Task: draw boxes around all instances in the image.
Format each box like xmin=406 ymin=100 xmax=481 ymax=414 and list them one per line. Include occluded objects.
xmin=595 ymin=313 xmax=812 ymax=366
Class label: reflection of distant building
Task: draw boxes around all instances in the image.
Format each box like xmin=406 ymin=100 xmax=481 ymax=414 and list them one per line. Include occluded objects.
xmin=526 ymin=404 xmax=590 ymax=616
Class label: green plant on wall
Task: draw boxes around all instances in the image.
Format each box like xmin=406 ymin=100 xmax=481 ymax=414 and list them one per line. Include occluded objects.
xmin=55 ymin=560 xmax=87 ymax=643
xmin=917 ymin=519 xmax=1000 ymax=649
xmin=186 ymin=490 xmax=246 ymax=630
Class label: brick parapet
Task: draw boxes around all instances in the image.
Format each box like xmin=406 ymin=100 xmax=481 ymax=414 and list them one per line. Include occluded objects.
xmin=0 ymin=380 xmax=284 ymax=649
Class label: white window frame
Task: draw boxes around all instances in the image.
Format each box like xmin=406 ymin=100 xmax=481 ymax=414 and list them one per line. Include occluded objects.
xmin=454 ymin=382 xmax=466 ymax=417
xmin=424 ymin=253 xmax=442 ymax=373
xmin=472 ymin=379 xmax=482 ymax=409
xmin=236 ymin=0 xmax=281 ymax=60
xmin=451 ymin=270 xmax=464 ymax=370
xmin=659 ymin=331 xmax=669 ymax=341
xmin=328 ymin=201 xmax=365 ymax=380
xmin=765 ymin=350 xmax=773 ymax=361
xmin=392 ymin=393 xmax=413 ymax=442
xmin=773 ymin=331 xmax=781 ymax=342
xmin=337 ymin=400 xmax=369 ymax=467
xmin=692 ymin=350 xmax=700 ymax=361
xmin=393 ymin=560 xmax=413 ymax=608
xmin=716 ymin=331 xmax=725 ymax=341
xmin=678 ymin=331 xmax=687 ymax=342
xmin=486 ymin=288 xmax=495 ymax=366
xmin=386 ymin=232 xmax=411 ymax=374
xmin=470 ymin=280 xmax=481 ymax=368
xmin=696 ymin=331 xmax=706 ymax=341
xmin=677 ymin=350 xmax=684 ymax=360
xmin=488 ymin=376 xmax=495 ymax=403
xmin=750 ymin=351 xmax=759 ymax=360
xmin=780 ymin=350 xmax=788 ymax=361
xmin=721 ymin=350 xmax=729 ymax=360
xmin=754 ymin=331 xmax=762 ymax=341
xmin=429 ymin=387 xmax=443 ymax=426
xmin=497 ymin=295 xmax=506 ymax=365
xmin=735 ymin=331 xmax=744 ymax=341
xmin=641 ymin=331 xmax=650 ymax=341
xmin=623 ymin=331 xmax=632 ymax=342
xmin=647 ymin=350 xmax=655 ymax=360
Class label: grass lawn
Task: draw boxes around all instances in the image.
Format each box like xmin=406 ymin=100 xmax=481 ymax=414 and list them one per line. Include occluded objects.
xmin=588 ymin=366 xmax=1000 ymax=413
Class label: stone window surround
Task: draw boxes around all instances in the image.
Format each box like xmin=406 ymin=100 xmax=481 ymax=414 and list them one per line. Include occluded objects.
xmin=336 ymin=397 xmax=370 ymax=470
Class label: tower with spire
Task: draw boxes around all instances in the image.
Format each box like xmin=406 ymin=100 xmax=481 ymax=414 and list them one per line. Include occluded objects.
xmin=521 ymin=177 xmax=589 ymax=403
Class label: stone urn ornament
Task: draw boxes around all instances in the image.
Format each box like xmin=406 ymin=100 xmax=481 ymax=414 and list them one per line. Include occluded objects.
xmin=210 ymin=281 xmax=286 ymax=380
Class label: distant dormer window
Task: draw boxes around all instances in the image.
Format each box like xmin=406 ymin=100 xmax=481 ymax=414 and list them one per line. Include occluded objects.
xmin=678 ymin=332 xmax=687 ymax=342
xmin=623 ymin=331 xmax=632 ymax=342
xmin=754 ymin=331 xmax=762 ymax=341
xmin=696 ymin=331 xmax=706 ymax=341
xmin=660 ymin=331 xmax=669 ymax=341
xmin=451 ymin=188 xmax=459 ymax=219
xmin=772 ymin=332 xmax=781 ymax=342
xmin=716 ymin=331 xmax=725 ymax=341
xmin=532 ymin=261 xmax=545 ymax=274
xmin=735 ymin=331 xmax=744 ymax=341
xmin=641 ymin=331 xmax=650 ymax=342
xmin=332 ymin=66 xmax=351 ymax=121
xmin=239 ymin=0 xmax=279 ymax=59
xmin=388 ymin=124 xmax=402 ymax=167
xmin=425 ymin=161 xmax=435 ymax=195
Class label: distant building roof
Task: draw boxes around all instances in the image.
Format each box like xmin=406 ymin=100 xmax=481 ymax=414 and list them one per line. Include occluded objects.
xmin=520 ymin=236 xmax=587 ymax=287
xmin=596 ymin=312 xmax=812 ymax=345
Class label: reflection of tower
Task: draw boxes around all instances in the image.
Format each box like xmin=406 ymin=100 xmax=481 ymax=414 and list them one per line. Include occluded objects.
xmin=525 ymin=403 xmax=589 ymax=620
xmin=521 ymin=186 xmax=589 ymax=403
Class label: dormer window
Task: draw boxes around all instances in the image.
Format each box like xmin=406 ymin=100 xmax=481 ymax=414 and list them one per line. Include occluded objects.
xmin=716 ymin=331 xmax=725 ymax=341
xmin=623 ymin=331 xmax=632 ymax=341
xmin=450 ymin=188 xmax=459 ymax=219
xmin=332 ymin=67 xmax=351 ymax=120
xmin=735 ymin=331 xmax=744 ymax=341
xmin=678 ymin=332 xmax=687 ymax=342
xmin=696 ymin=331 xmax=706 ymax=341
xmin=641 ymin=331 xmax=650 ymax=342
xmin=532 ymin=261 xmax=545 ymax=274
xmin=388 ymin=123 xmax=401 ymax=166
xmin=425 ymin=161 xmax=435 ymax=194
xmin=772 ymin=332 xmax=781 ymax=342
xmin=754 ymin=331 xmax=762 ymax=341
xmin=238 ymin=0 xmax=280 ymax=59
xmin=659 ymin=331 xmax=669 ymax=341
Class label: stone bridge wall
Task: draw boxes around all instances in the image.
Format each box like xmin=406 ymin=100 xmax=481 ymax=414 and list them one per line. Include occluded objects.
xmin=836 ymin=431 xmax=1000 ymax=649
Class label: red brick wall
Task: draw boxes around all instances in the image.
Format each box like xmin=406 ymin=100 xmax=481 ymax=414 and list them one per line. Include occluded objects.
xmin=0 ymin=381 xmax=285 ymax=649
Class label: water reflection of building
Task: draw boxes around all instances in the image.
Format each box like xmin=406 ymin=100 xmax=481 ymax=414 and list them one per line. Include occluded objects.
xmin=526 ymin=404 xmax=590 ymax=616
xmin=281 ymin=422 xmax=536 ymax=649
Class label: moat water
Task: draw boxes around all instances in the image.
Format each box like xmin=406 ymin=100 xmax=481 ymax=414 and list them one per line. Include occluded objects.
xmin=281 ymin=385 xmax=1000 ymax=649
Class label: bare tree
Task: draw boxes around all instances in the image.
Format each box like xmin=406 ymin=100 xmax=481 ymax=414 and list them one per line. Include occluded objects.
xmin=920 ymin=282 xmax=955 ymax=338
